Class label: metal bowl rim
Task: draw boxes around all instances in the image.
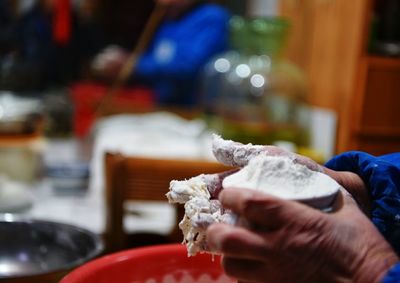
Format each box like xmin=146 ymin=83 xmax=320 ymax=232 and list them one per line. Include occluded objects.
xmin=0 ymin=216 xmax=104 ymax=279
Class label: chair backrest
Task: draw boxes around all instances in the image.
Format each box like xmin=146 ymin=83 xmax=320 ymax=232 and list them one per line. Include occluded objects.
xmin=104 ymin=152 xmax=229 ymax=251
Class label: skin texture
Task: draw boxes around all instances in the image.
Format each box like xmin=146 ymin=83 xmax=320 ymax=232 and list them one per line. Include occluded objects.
xmin=203 ymin=137 xmax=398 ymax=282
xmin=323 ymin=168 xmax=371 ymax=215
xmin=206 ymin=189 xmax=398 ymax=283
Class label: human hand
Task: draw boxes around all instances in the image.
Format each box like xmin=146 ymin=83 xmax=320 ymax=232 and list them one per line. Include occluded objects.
xmin=171 ymin=135 xmax=326 ymax=203
xmin=212 ymin=135 xmax=371 ymax=213
xmin=170 ymin=135 xmax=368 ymax=207
xmin=206 ymin=188 xmax=398 ymax=283
xmin=167 ymin=135 xmax=370 ymax=256
xmin=91 ymin=45 xmax=129 ymax=80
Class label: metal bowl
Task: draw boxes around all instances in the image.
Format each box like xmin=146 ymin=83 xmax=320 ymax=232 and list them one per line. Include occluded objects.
xmin=0 ymin=217 xmax=103 ymax=283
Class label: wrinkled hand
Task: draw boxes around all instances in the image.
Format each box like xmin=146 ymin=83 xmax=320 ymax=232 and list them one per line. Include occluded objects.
xmin=168 ymin=135 xmax=372 ymax=256
xmin=206 ymin=188 xmax=398 ymax=283
xmin=209 ymin=135 xmax=370 ymax=213
xmin=91 ymin=45 xmax=130 ymax=80
xmin=205 ymin=135 xmax=323 ymax=199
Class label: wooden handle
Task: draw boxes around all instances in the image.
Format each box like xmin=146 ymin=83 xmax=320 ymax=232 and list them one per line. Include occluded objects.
xmin=96 ymin=3 xmax=166 ymax=115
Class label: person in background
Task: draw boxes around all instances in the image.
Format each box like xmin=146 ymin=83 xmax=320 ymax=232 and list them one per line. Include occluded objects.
xmin=206 ymin=146 xmax=400 ymax=282
xmin=93 ymin=0 xmax=230 ymax=107
xmin=11 ymin=0 xmax=104 ymax=90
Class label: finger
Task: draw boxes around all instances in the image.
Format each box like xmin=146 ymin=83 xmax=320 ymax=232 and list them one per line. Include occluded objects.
xmin=206 ymin=223 xmax=270 ymax=261
xmin=222 ymin=256 xmax=267 ymax=282
xmin=212 ymin=134 xmax=273 ymax=167
xmin=332 ymin=188 xmax=363 ymax=216
xmin=203 ymin=169 xmax=238 ymax=198
xmin=212 ymin=134 xmax=323 ymax=172
xmin=291 ymin=152 xmax=324 ymax=172
xmin=324 ymin=168 xmax=371 ymax=215
xmin=219 ymin=188 xmax=323 ymax=230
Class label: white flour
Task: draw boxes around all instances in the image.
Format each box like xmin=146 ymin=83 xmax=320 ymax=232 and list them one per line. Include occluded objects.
xmin=167 ymin=136 xmax=340 ymax=257
xmin=212 ymin=134 xmax=265 ymax=167
xmin=168 ymin=176 xmax=231 ymax=256
xmin=223 ymin=155 xmax=339 ymax=200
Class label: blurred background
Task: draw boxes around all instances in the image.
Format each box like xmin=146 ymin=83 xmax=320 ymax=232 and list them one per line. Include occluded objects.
xmin=0 ymin=0 xmax=399 ymax=282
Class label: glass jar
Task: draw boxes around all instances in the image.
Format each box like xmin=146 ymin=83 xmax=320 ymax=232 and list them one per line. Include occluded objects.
xmin=201 ymin=16 xmax=310 ymax=147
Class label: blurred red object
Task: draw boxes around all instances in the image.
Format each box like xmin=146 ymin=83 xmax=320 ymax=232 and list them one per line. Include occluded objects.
xmin=60 ymin=244 xmax=234 ymax=283
xmin=53 ymin=0 xmax=71 ymax=45
xmin=70 ymin=82 xmax=155 ymax=138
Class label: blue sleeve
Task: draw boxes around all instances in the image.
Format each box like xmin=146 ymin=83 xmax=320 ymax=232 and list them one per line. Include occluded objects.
xmin=382 ymin=263 xmax=400 ymax=283
xmin=135 ymin=5 xmax=230 ymax=80
xmin=325 ymin=151 xmax=400 ymax=254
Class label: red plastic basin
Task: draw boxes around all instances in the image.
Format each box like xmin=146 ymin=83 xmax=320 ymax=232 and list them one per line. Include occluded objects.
xmin=60 ymin=244 xmax=234 ymax=283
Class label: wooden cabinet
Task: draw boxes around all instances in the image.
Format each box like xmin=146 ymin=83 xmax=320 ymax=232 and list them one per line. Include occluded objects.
xmin=352 ymin=56 xmax=400 ymax=154
xmin=280 ymin=0 xmax=400 ymax=155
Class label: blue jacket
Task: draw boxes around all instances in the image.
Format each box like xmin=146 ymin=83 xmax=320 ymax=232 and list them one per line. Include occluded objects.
xmin=135 ymin=3 xmax=230 ymax=106
xmin=325 ymin=151 xmax=400 ymax=282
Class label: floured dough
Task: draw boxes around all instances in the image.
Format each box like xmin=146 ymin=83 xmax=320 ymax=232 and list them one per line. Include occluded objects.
xmin=167 ymin=176 xmax=232 ymax=256
xmin=223 ymin=155 xmax=340 ymax=201
xmin=167 ymin=136 xmax=340 ymax=257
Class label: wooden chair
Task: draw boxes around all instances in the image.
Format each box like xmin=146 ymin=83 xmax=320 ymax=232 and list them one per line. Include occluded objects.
xmin=104 ymin=152 xmax=230 ymax=252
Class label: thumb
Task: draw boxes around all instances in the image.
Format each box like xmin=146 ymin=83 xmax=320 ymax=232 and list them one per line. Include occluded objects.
xmin=219 ymin=188 xmax=324 ymax=230
xmin=332 ymin=188 xmax=364 ymax=216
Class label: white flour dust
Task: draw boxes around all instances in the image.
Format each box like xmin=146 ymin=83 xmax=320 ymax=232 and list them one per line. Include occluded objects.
xmin=223 ymin=155 xmax=340 ymax=200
